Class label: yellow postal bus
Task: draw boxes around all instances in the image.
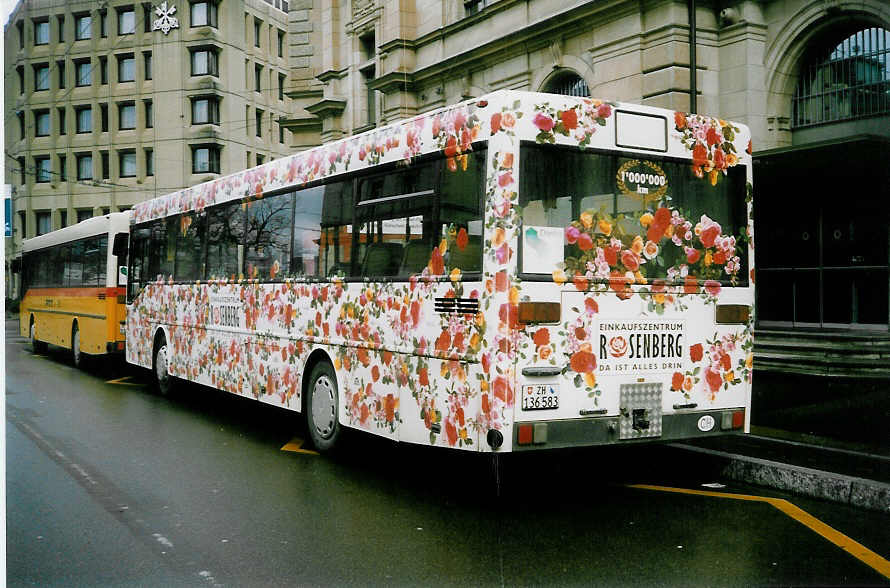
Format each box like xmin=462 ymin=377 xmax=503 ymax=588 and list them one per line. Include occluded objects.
xmin=20 ymin=212 xmax=130 ymax=367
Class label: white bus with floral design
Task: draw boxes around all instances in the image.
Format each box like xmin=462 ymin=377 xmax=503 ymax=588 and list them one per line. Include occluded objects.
xmin=126 ymin=90 xmax=753 ymax=453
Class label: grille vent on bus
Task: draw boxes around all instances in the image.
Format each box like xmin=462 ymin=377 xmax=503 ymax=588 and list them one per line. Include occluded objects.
xmin=434 ymin=297 xmax=479 ymax=314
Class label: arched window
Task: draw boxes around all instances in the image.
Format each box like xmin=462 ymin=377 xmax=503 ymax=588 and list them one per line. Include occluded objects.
xmin=793 ymin=27 xmax=890 ymax=127
xmin=543 ymin=71 xmax=590 ymax=97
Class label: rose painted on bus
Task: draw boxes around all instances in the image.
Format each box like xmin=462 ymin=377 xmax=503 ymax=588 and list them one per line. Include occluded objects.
xmin=560 ymin=203 xmax=743 ymax=299
xmin=674 ymin=112 xmax=742 ymax=185
xmin=532 ymin=98 xmax=615 ymax=147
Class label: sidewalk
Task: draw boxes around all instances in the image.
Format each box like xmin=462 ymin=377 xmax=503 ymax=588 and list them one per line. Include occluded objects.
xmin=673 ymin=428 xmax=890 ymax=512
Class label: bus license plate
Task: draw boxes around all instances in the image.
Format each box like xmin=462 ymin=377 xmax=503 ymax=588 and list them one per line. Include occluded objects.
xmin=522 ymin=384 xmax=559 ymax=410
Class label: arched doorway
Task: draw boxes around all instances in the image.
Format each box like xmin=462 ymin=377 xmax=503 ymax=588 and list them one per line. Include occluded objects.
xmin=756 ymin=25 xmax=890 ymax=332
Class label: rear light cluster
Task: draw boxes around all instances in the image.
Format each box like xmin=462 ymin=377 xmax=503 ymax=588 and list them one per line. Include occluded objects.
xmin=518 ymin=301 xmax=560 ymax=324
xmin=723 ymin=409 xmax=745 ymax=430
xmin=516 ymin=422 xmax=548 ymax=445
xmin=715 ymin=304 xmax=750 ymax=324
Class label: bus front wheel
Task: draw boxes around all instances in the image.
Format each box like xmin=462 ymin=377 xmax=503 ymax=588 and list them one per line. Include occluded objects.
xmin=306 ymin=361 xmax=340 ymax=452
xmin=153 ymin=335 xmax=174 ymax=395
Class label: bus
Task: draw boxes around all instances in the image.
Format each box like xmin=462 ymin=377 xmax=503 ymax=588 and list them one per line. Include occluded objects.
xmin=20 ymin=212 xmax=130 ymax=367
xmin=126 ymin=90 xmax=754 ymax=453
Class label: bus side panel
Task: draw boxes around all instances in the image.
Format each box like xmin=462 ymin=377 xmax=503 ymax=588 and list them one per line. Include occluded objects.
xmin=21 ymin=287 xmax=114 ymax=354
xmin=127 ymin=280 xmax=486 ymax=451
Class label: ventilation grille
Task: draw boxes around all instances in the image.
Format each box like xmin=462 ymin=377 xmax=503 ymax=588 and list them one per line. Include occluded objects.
xmin=435 ymin=297 xmax=479 ymax=314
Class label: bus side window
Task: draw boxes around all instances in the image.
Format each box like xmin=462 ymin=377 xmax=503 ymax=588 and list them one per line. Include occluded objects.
xmin=205 ymin=201 xmax=245 ymax=280
xmin=291 ymin=186 xmax=324 ymax=278
xmin=245 ymin=191 xmax=293 ymax=280
xmin=319 ymin=180 xmax=353 ymax=278
xmin=97 ymin=236 xmax=108 ymax=286
xmin=175 ymin=212 xmax=205 ymax=282
xmin=83 ymin=237 xmax=99 ymax=286
xmin=68 ymin=241 xmax=84 ymax=287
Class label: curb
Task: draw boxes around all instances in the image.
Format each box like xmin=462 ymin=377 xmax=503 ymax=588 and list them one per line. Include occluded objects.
xmin=671 ymin=442 xmax=890 ymax=513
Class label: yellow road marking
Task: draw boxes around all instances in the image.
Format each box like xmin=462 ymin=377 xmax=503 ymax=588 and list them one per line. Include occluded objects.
xmin=105 ymin=376 xmax=144 ymax=386
xmin=281 ymin=437 xmax=319 ymax=455
xmin=628 ymin=484 xmax=890 ymax=579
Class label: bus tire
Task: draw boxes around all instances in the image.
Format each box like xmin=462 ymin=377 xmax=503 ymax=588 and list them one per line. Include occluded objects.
xmin=306 ymin=361 xmax=340 ymax=452
xmin=71 ymin=322 xmax=84 ymax=368
xmin=29 ymin=317 xmax=46 ymax=354
xmin=153 ymin=333 xmax=174 ymax=396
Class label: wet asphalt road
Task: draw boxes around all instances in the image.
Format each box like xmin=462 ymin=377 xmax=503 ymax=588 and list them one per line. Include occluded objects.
xmin=6 ymin=320 xmax=890 ymax=587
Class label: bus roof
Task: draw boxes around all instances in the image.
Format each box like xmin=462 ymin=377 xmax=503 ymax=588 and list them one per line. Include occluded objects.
xmin=22 ymin=212 xmax=131 ymax=253
xmin=131 ymin=89 xmax=751 ymax=225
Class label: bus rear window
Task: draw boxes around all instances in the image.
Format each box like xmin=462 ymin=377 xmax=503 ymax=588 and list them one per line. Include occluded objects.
xmin=519 ymin=143 xmax=748 ymax=286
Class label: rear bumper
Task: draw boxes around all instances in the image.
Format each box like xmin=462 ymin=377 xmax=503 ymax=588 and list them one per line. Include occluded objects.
xmin=512 ymin=409 xmax=744 ymax=451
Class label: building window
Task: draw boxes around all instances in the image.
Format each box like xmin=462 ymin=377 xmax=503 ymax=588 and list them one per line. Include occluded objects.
xmin=793 ymin=27 xmax=890 ymax=128
xmin=34 ymin=64 xmax=50 ymax=91
xmin=58 ymin=107 xmax=66 ymax=135
xmin=100 ymin=56 xmax=108 ymax=84
xmin=119 ymin=151 xmax=137 ymax=177
xmin=101 ymin=151 xmax=110 ymax=180
xmin=143 ymin=51 xmax=152 ymax=80
xmin=60 ymin=209 xmax=68 ymax=227
xmin=75 ymin=14 xmax=92 ymax=40
xmin=144 ymin=100 xmax=153 ymax=128
xmin=254 ymin=18 xmax=261 ymax=48
xmin=192 ymin=96 xmax=220 ymax=124
xmin=145 ymin=148 xmax=154 ymax=176
xmin=77 ymin=209 xmax=92 ymax=222
xmin=543 ymin=70 xmax=590 ymax=97
xmin=256 ymin=154 xmax=264 ymax=165
xmin=279 ymin=73 xmax=285 ymax=100
xmin=192 ymin=145 xmax=221 ymax=174
xmin=278 ymin=30 xmax=284 ymax=58
xmin=255 ymin=64 xmax=262 ymax=92
xmin=279 ymin=124 xmax=285 ymax=144
xmin=118 ymin=54 xmax=135 ymax=82
xmin=17 ymin=157 xmax=26 ymax=185
xmin=35 ymin=157 xmax=51 ymax=183
xmin=76 ymin=106 xmax=92 ymax=133
xmin=255 ymin=109 xmax=263 ymax=137
xmin=17 ymin=66 xmax=24 ymax=95
xmin=75 ymin=60 xmax=92 ymax=86
xmin=58 ymin=154 xmax=67 ymax=181
xmin=35 ymin=110 xmax=50 ymax=136
xmin=101 ymin=104 xmax=109 ymax=132
xmin=119 ymin=102 xmax=136 ymax=129
xmin=57 ymin=60 xmax=66 ymax=88
xmin=17 ymin=112 xmax=24 ymax=140
xmin=118 ymin=7 xmax=135 ymax=35
xmin=16 ymin=20 xmax=24 ymax=49
xmin=100 ymin=10 xmax=107 ymax=37
xmin=190 ymin=47 xmax=219 ymax=76
xmin=34 ymin=19 xmax=49 ymax=45
xmin=36 ymin=212 xmax=51 ymax=235
xmin=57 ymin=15 xmax=65 ymax=42
xmin=191 ymin=1 xmax=218 ymax=28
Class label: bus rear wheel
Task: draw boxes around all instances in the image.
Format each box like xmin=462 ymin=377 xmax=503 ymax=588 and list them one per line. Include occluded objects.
xmin=29 ymin=318 xmax=46 ymax=354
xmin=306 ymin=361 xmax=340 ymax=452
xmin=153 ymin=335 xmax=174 ymax=395
xmin=71 ymin=323 xmax=83 ymax=368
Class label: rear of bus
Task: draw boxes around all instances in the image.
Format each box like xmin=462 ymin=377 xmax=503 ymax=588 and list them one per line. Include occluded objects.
xmin=510 ymin=110 xmax=752 ymax=451
xmin=19 ymin=212 xmax=130 ymax=361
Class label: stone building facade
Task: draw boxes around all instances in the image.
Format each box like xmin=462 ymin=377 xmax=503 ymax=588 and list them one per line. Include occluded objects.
xmin=4 ymin=0 xmax=293 ymax=296
xmin=283 ymin=0 xmax=890 ymax=376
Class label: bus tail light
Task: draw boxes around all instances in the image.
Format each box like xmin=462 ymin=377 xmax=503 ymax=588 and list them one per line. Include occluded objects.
xmin=715 ymin=304 xmax=750 ymax=324
xmin=517 ymin=423 xmax=548 ymax=445
xmin=721 ymin=409 xmax=745 ymax=430
xmin=518 ymin=302 xmax=560 ymax=324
